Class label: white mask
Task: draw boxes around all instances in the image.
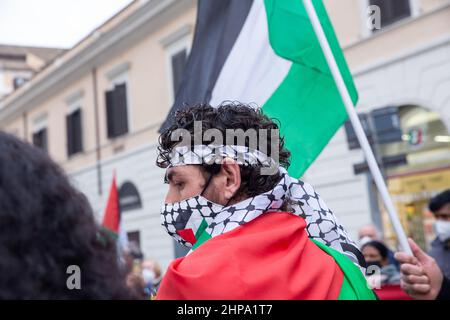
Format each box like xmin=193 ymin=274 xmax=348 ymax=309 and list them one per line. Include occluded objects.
xmin=142 ymin=269 xmax=156 ymax=284
xmin=434 ymin=220 xmax=450 ymax=242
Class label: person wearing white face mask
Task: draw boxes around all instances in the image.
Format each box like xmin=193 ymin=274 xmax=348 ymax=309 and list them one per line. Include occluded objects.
xmin=428 ymin=189 xmax=450 ymax=279
xmin=141 ymin=259 xmax=162 ymax=299
xmin=357 ymin=224 xmax=400 ymax=271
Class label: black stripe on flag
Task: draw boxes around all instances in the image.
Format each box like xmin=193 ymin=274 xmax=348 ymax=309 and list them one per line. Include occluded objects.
xmin=159 ymin=0 xmax=254 ymax=132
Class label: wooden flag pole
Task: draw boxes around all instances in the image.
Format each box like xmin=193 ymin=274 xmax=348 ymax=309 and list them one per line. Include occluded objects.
xmin=303 ymin=0 xmax=412 ymax=254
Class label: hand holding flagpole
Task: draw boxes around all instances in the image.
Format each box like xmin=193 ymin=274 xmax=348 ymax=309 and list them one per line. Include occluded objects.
xmin=303 ymin=0 xmax=412 ymax=255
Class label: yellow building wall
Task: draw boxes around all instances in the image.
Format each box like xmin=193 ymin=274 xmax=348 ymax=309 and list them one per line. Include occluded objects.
xmin=383 ymin=166 xmax=450 ymax=250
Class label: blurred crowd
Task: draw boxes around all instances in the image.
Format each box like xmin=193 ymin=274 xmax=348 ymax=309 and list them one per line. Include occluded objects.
xmin=356 ymin=190 xmax=450 ymax=298
xmin=122 ymin=243 xmax=162 ymax=300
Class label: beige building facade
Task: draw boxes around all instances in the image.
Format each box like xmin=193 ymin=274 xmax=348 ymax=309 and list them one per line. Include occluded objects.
xmin=0 ymin=44 xmax=65 ymax=100
xmin=0 ymin=0 xmax=449 ymax=270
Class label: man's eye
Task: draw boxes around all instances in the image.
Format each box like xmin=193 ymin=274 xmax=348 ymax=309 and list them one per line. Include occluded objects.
xmin=175 ymin=182 xmax=185 ymax=189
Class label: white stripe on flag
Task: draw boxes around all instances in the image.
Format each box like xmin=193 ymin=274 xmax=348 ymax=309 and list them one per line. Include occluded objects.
xmin=118 ymin=218 xmax=129 ymax=251
xmin=210 ymin=0 xmax=292 ymax=108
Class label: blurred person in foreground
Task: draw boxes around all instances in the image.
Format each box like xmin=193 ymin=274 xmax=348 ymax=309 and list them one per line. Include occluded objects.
xmin=395 ymin=238 xmax=449 ymax=300
xmin=358 ymin=223 xmax=399 ymax=270
xmin=0 ymin=132 xmax=131 ymax=299
xmin=427 ymin=190 xmax=450 ymax=279
xmin=361 ymin=240 xmax=401 ymax=287
xmin=155 ymin=103 xmax=375 ymax=300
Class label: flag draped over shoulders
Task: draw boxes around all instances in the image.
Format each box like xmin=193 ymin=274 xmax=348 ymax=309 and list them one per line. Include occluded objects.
xmin=157 ymin=212 xmax=375 ymax=300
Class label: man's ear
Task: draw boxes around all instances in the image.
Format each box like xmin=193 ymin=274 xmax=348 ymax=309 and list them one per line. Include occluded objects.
xmin=220 ymin=158 xmax=241 ymax=202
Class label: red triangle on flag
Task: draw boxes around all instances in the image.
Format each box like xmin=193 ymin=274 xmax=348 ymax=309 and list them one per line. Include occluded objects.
xmin=177 ymin=229 xmax=196 ymax=245
xmin=102 ymin=172 xmax=120 ymax=233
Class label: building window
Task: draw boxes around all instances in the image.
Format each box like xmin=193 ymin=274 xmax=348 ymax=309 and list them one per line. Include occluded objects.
xmin=13 ymin=77 xmax=27 ymax=90
xmin=119 ymin=181 xmax=142 ymax=212
xmin=171 ymin=49 xmax=188 ymax=96
xmin=65 ymin=91 xmax=84 ymax=157
xmin=127 ymin=231 xmax=141 ymax=247
xmin=127 ymin=230 xmax=142 ymax=255
xmin=105 ymin=83 xmax=129 ymax=139
xmin=161 ymin=25 xmax=192 ymax=102
xmin=370 ymin=0 xmax=411 ymax=29
xmin=66 ymin=108 xmax=83 ymax=156
xmin=33 ymin=128 xmax=48 ymax=151
xmin=32 ymin=114 xmax=48 ymax=151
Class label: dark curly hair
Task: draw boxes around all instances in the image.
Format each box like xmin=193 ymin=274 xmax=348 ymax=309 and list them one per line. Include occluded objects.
xmin=157 ymin=102 xmax=291 ymax=197
xmin=429 ymin=189 xmax=450 ymax=213
xmin=0 ymin=132 xmax=131 ymax=299
xmin=361 ymin=241 xmax=389 ymax=260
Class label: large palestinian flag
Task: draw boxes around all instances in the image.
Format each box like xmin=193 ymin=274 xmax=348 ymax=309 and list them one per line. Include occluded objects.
xmin=157 ymin=212 xmax=376 ymax=299
xmin=161 ymin=0 xmax=357 ymax=178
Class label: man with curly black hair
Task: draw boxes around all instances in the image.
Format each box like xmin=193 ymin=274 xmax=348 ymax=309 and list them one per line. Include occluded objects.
xmin=156 ymin=103 xmax=375 ymax=300
xmin=0 ymin=132 xmax=131 ymax=299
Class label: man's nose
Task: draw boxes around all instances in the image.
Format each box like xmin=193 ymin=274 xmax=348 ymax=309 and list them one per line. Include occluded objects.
xmin=164 ymin=186 xmax=177 ymax=204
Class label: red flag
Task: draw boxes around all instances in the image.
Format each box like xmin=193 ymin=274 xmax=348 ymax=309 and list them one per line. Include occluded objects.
xmin=374 ymin=285 xmax=413 ymax=300
xmin=102 ymin=173 xmax=120 ymax=233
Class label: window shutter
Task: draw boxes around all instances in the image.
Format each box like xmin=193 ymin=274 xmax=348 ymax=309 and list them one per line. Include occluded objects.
xmin=113 ymin=83 xmax=129 ymax=136
xmin=73 ymin=109 xmax=83 ymax=153
xmin=33 ymin=128 xmax=48 ymax=151
xmin=41 ymin=129 xmax=48 ymax=152
xmin=391 ymin=0 xmax=411 ymax=21
xmin=370 ymin=0 xmax=410 ymax=28
xmin=66 ymin=113 xmax=73 ymax=155
xmin=32 ymin=132 xmax=40 ymax=148
xmin=171 ymin=49 xmax=188 ymax=95
xmin=67 ymin=109 xmax=83 ymax=156
xmin=106 ymin=89 xmax=115 ymax=138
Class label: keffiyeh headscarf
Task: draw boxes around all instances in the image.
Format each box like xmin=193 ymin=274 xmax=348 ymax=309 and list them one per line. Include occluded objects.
xmin=160 ymin=145 xmax=365 ymax=267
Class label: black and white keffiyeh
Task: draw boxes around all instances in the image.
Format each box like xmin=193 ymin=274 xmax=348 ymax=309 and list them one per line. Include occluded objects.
xmin=168 ymin=144 xmax=278 ymax=169
xmin=160 ymin=145 xmax=365 ymax=267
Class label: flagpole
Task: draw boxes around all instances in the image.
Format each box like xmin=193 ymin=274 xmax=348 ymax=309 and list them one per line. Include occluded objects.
xmin=303 ymin=0 xmax=412 ymax=254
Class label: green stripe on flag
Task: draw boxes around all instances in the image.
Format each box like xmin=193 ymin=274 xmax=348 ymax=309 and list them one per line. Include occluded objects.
xmin=312 ymin=239 xmax=377 ymax=300
xmin=192 ymin=219 xmax=212 ymax=251
xmin=262 ymin=0 xmax=358 ymax=177
xmin=98 ymin=226 xmax=118 ymax=248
